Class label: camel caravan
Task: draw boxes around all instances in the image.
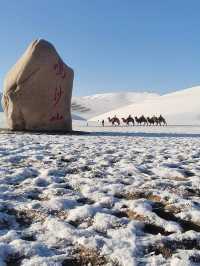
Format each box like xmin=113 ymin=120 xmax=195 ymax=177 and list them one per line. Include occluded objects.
xmin=107 ymin=115 xmax=167 ymax=126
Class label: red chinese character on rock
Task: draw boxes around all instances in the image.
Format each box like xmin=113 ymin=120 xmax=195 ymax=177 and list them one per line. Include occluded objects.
xmin=53 ymin=86 xmax=63 ymax=107
xmin=50 ymin=113 xmax=64 ymax=122
xmin=54 ymin=59 xmax=66 ymax=79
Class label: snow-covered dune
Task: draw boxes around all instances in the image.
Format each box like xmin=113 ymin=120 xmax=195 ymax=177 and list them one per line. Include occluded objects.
xmin=72 ymin=92 xmax=159 ymax=119
xmin=90 ymin=86 xmax=200 ymax=125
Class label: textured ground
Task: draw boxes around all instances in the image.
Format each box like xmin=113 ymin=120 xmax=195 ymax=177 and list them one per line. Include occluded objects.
xmin=0 ymin=126 xmax=200 ymax=265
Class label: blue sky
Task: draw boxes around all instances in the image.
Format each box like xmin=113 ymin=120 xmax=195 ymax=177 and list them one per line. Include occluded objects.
xmin=0 ymin=1 xmax=200 ymax=96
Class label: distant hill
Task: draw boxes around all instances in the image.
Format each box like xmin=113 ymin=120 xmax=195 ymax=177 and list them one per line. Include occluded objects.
xmin=72 ymin=92 xmax=159 ymax=119
xmin=90 ymin=86 xmax=200 ymax=125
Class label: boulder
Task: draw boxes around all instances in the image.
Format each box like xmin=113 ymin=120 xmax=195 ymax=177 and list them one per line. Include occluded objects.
xmin=2 ymin=39 xmax=74 ymax=131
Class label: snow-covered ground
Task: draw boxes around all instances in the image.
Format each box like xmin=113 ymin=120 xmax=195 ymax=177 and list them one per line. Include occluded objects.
xmin=0 ymin=124 xmax=200 ymax=265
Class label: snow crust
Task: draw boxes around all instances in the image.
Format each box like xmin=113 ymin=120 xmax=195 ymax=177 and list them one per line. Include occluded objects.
xmin=0 ymin=125 xmax=200 ymax=265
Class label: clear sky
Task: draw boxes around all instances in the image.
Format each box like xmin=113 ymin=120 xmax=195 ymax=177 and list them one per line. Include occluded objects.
xmin=0 ymin=0 xmax=200 ymax=96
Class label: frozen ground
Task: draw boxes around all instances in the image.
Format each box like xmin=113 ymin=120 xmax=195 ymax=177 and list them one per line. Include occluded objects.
xmin=0 ymin=125 xmax=200 ymax=265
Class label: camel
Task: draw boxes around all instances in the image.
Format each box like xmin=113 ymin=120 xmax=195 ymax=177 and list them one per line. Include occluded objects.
xmin=158 ymin=115 xmax=167 ymax=126
xmin=141 ymin=115 xmax=148 ymax=126
xmin=149 ymin=115 xmax=167 ymax=126
xmin=107 ymin=114 xmax=166 ymax=127
xmin=135 ymin=115 xmax=148 ymax=126
xmin=152 ymin=116 xmax=159 ymax=126
xmin=108 ymin=116 xmax=120 ymax=126
xmin=147 ymin=117 xmax=155 ymax=126
xmin=135 ymin=116 xmax=142 ymax=126
xmin=121 ymin=116 xmax=134 ymax=126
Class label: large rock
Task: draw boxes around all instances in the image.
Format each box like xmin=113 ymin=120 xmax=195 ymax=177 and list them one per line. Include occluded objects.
xmin=2 ymin=39 xmax=74 ymax=131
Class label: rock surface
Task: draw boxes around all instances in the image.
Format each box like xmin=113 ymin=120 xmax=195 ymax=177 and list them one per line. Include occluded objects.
xmin=2 ymin=39 xmax=74 ymax=131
